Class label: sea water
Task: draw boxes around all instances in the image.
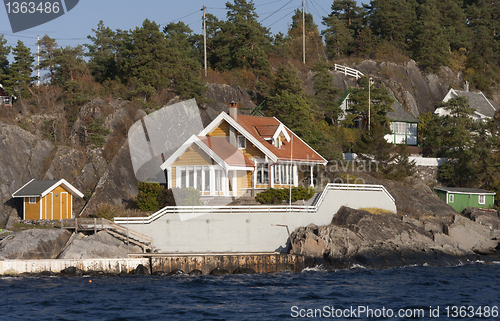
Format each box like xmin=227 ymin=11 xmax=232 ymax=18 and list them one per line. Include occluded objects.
xmin=0 ymin=262 xmax=499 ymax=320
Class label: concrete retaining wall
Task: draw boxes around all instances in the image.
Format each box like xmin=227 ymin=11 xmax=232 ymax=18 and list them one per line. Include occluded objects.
xmin=121 ymin=186 xmax=397 ymax=253
xmin=0 ymin=258 xmax=149 ymax=275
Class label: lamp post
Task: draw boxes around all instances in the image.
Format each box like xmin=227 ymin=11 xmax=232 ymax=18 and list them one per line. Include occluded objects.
xmin=368 ymin=77 xmax=373 ymax=132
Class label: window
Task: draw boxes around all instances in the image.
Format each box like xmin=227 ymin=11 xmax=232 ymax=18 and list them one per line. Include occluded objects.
xmin=272 ymin=164 xmax=293 ymax=185
xmin=204 ymin=168 xmax=210 ymax=191
xmin=28 ymin=197 xmax=37 ymax=204
xmin=237 ymin=135 xmax=246 ymax=149
xmin=478 ymin=195 xmax=485 ymax=205
xmin=448 ymin=194 xmax=454 ymax=203
xmin=256 ymin=163 xmax=269 ymax=184
xmin=196 ymin=170 xmax=203 ymax=191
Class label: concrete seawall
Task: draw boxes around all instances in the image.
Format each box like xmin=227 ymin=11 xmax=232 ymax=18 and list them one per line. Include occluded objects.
xmin=0 ymin=254 xmax=304 ymax=275
xmin=0 ymin=258 xmax=149 ymax=275
xmin=149 ymin=253 xmax=304 ymax=274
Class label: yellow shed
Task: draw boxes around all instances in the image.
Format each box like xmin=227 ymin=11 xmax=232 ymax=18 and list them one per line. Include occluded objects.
xmin=12 ymin=179 xmax=84 ymax=220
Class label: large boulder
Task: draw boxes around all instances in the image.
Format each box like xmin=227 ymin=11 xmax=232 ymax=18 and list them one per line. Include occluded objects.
xmin=57 ymin=230 xmax=142 ymax=259
xmin=0 ymin=229 xmax=72 ymax=259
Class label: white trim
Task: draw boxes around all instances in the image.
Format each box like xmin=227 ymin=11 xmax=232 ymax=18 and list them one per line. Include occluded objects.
xmin=272 ymin=123 xmax=291 ymax=142
xmin=448 ymin=193 xmax=454 ymax=204
xmin=161 ymin=135 xmax=228 ymax=171
xmin=11 ymin=179 xmax=35 ymax=198
xmin=199 ymin=112 xmax=278 ymax=162
xmin=435 ymin=188 xmax=496 ymax=196
xmin=49 ymin=192 xmax=53 ymax=220
xmin=39 ymin=197 xmax=41 ymax=220
xmin=28 ymin=196 xmax=37 ymax=204
xmin=478 ymin=194 xmax=486 ymax=205
xmin=39 ymin=179 xmax=84 ymax=198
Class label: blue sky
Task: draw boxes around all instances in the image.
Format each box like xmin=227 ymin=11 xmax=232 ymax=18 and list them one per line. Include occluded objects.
xmin=1 ymin=0 xmax=368 ymax=61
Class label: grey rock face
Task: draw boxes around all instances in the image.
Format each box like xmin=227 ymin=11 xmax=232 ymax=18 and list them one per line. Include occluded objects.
xmin=57 ymin=230 xmax=142 ymax=259
xmin=291 ymin=177 xmax=500 ymax=269
xmin=0 ymin=229 xmax=72 ymax=259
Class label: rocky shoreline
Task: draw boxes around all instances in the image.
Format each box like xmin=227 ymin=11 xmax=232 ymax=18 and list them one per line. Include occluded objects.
xmin=290 ymin=177 xmax=500 ymax=269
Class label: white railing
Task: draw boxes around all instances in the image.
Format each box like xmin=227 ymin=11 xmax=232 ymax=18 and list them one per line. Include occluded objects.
xmin=334 ymin=64 xmax=364 ymax=80
xmin=114 ymin=183 xmax=395 ymax=225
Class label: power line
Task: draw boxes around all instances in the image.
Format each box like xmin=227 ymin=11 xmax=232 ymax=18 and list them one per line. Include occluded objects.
xmin=260 ymin=0 xmax=295 ymax=23
xmin=159 ymin=9 xmax=200 ymax=26
xmin=266 ymin=7 xmax=298 ymax=28
xmin=255 ymin=0 xmax=289 ymax=7
xmin=310 ymin=0 xmax=329 ymax=15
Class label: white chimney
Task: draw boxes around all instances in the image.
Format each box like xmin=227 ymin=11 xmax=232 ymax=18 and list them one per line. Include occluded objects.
xmin=229 ymin=102 xmax=238 ymax=147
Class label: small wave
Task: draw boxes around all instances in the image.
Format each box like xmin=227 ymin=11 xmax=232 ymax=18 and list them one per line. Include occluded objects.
xmin=301 ymin=264 xmax=325 ymax=272
xmin=350 ymin=263 xmax=366 ymax=269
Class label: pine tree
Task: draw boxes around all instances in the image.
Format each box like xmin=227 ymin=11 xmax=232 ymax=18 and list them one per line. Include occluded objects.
xmin=121 ymin=19 xmax=170 ymax=100
xmin=312 ymin=60 xmax=341 ymax=124
xmin=54 ymin=45 xmax=88 ymax=84
xmin=288 ymin=9 xmax=325 ymax=63
xmin=36 ymin=35 xmax=58 ymax=83
xmin=267 ymin=63 xmax=315 ymax=140
xmin=411 ymin=0 xmax=450 ymax=71
xmin=322 ymin=0 xmax=361 ymax=58
xmin=86 ymin=21 xmax=119 ymax=83
xmin=163 ymin=22 xmax=206 ymax=100
xmin=4 ymin=40 xmax=35 ymax=96
xmin=367 ymin=0 xmax=417 ymax=52
xmin=208 ymin=0 xmax=272 ymax=74
xmin=0 ymin=35 xmax=10 ymax=86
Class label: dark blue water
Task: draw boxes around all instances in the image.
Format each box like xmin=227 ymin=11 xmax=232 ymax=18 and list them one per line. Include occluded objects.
xmin=1 ymin=263 xmax=499 ymax=320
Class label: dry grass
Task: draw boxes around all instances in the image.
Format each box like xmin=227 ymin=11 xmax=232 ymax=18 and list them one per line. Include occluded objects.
xmin=359 ymin=207 xmax=395 ymax=215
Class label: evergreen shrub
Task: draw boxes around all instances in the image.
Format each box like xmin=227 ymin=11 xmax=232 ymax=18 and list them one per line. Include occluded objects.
xmin=256 ymin=186 xmax=315 ymax=204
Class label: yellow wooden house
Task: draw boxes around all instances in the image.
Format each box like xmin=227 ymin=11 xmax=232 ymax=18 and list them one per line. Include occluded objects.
xmin=12 ymin=179 xmax=84 ymax=220
xmin=160 ymin=103 xmax=327 ymax=198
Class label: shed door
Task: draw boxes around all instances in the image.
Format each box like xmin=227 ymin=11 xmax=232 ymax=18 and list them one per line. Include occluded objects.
xmin=61 ymin=192 xmax=68 ymax=219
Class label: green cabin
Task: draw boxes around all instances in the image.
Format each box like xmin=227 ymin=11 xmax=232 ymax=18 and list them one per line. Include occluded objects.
xmin=434 ymin=187 xmax=496 ymax=213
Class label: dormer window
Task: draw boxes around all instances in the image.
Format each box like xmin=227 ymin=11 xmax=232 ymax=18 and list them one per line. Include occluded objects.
xmin=274 ymin=137 xmax=281 ymax=149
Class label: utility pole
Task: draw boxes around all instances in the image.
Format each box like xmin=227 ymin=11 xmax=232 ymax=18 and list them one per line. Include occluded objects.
xmin=302 ymin=0 xmax=305 ymax=65
xmin=37 ymin=35 xmax=40 ymax=86
xmin=203 ymin=5 xmax=207 ymax=78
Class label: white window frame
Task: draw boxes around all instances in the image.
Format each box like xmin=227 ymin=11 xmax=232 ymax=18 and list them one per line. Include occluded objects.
xmin=478 ymin=194 xmax=485 ymax=205
xmin=237 ymin=135 xmax=246 ymax=149
xmin=448 ymin=194 xmax=454 ymax=204
xmin=29 ymin=197 xmax=37 ymax=204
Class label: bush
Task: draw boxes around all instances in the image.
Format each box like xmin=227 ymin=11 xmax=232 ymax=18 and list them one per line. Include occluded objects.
xmin=172 ymin=187 xmax=202 ymax=206
xmin=136 ymin=182 xmax=163 ymax=211
xmin=256 ymin=187 xmax=315 ymax=204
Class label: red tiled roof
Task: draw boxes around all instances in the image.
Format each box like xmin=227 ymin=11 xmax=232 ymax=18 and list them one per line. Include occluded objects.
xmin=235 ymin=115 xmax=325 ymax=163
xmin=197 ymin=136 xmax=255 ymax=168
